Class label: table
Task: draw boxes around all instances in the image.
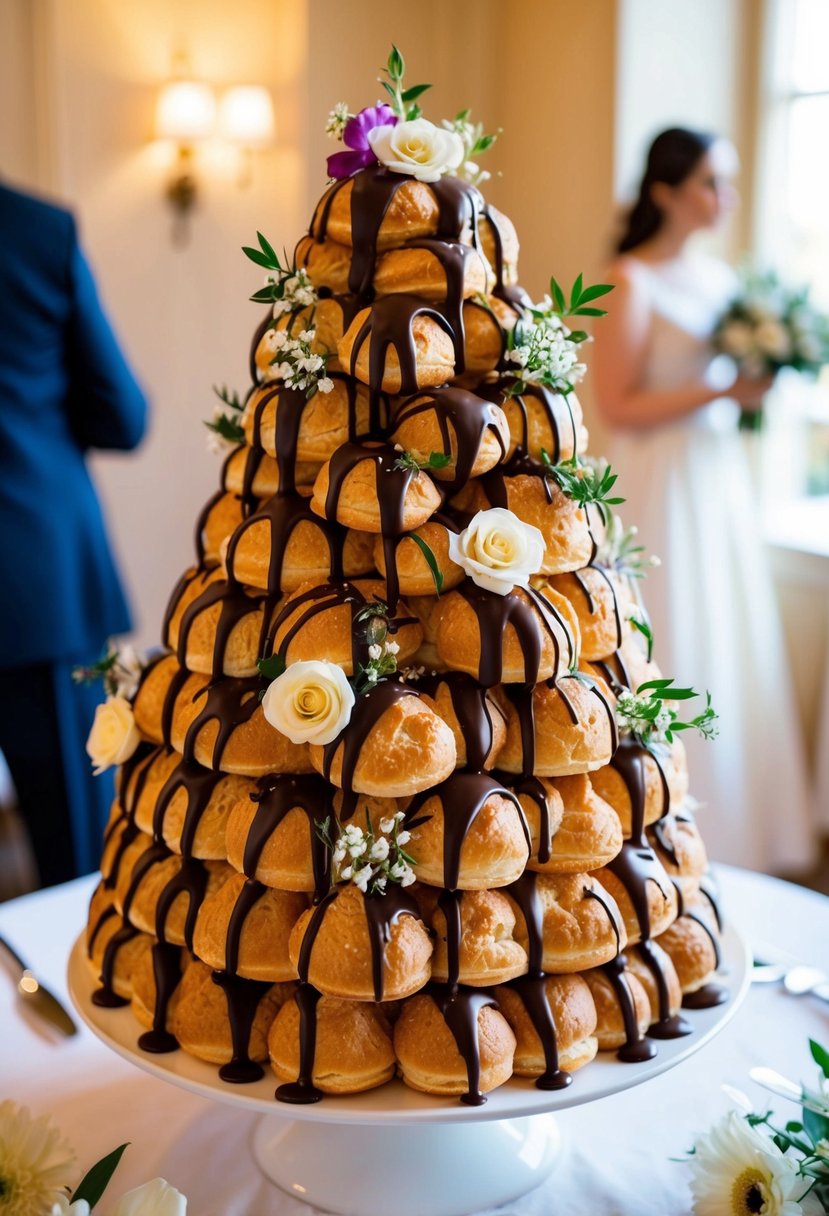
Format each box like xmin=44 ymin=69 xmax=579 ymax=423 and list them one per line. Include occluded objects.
xmin=1 ymin=868 xmax=828 ymax=1216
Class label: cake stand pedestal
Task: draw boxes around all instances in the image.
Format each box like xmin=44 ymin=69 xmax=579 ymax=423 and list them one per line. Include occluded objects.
xmin=68 ymin=926 xmax=749 ymax=1216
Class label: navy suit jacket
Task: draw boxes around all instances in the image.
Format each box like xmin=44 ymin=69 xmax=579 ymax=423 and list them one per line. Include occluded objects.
xmin=0 ymin=183 xmax=148 ymax=667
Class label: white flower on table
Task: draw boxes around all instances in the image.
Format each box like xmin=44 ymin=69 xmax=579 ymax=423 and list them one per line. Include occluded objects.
xmin=86 ymin=695 xmax=141 ymax=774
xmin=0 ymin=1100 xmax=77 ymax=1216
xmin=262 ymin=659 xmax=355 ymax=746
xmin=447 ymin=507 xmax=545 ymax=596
xmin=687 ymin=1110 xmax=823 ymax=1215
xmin=111 ymin=1177 xmax=187 ymax=1215
xmin=368 ymin=117 xmax=464 ymax=183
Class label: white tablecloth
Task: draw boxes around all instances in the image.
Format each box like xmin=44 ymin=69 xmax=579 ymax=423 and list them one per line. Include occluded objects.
xmin=1 ymin=868 xmax=828 ymax=1216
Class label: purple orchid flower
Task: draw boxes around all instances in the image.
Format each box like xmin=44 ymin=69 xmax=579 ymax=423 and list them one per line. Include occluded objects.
xmin=327 ymin=103 xmax=398 ymax=179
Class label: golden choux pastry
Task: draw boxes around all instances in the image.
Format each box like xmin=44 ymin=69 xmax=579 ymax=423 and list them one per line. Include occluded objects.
xmin=133 ymin=655 xmax=313 ymax=778
xmin=288 ymin=882 xmax=433 ymax=1001
xmin=394 ymin=989 xmax=516 ymax=1100
xmin=496 ymin=382 xmax=589 ymax=466
xmin=581 ymin=964 xmax=652 ymax=1053
xmin=338 ymin=300 xmax=456 ymax=394
xmin=461 ymin=296 xmax=520 ymax=374
xmin=417 ymin=671 xmax=507 ymax=770
xmin=295 ymin=234 xmax=491 ymax=300
xmin=197 ymin=491 xmax=248 ymax=568
xmin=222 ymin=489 xmax=375 ymax=594
xmin=242 ymin=378 xmax=384 ymax=465
xmin=506 ymin=773 xmax=623 ymax=873
xmin=590 ymin=859 xmax=678 ymax=946
xmin=430 ymin=889 xmax=528 ymax=985
xmin=222 ymin=445 xmax=310 ymax=499
xmin=507 ymin=872 xmax=626 ymax=973
xmin=169 ymin=957 xmax=291 ymax=1069
xmin=497 ymin=973 xmax=599 ymax=1077
xmin=496 ymin=671 xmax=617 ymax=776
xmin=271 ymin=578 xmax=423 ymax=674
xmin=311 ymin=443 xmax=441 ymax=533
xmin=192 ymin=872 xmax=308 ymax=981
xmin=86 ymin=883 xmax=149 ymax=1002
xmin=547 ymin=566 xmax=624 ymax=661
xmin=585 ymin=631 xmax=663 ymax=695
xmin=124 ymin=744 xmax=255 ymax=860
xmin=293 ymin=234 xmax=352 ymax=295
xmin=226 ymin=776 xmax=397 ymax=894
xmin=479 ymin=203 xmax=520 ymax=286
xmin=656 ymin=889 xmax=721 ymax=995
xmin=309 ymin=681 xmax=456 ymax=798
xmin=625 ymin=941 xmax=684 ymax=1029
xmin=99 ymin=805 xmax=138 ymax=887
xmin=310 ymin=173 xmax=473 ymax=250
xmin=373 ymin=518 xmax=465 ymax=597
xmin=475 ymin=473 xmax=598 ymax=575
xmin=435 ymin=584 xmax=579 ymax=685
xmin=164 ymin=566 xmax=272 ymax=679
xmin=390 ymin=386 xmax=509 ymax=487
xmin=129 ymin=938 xmax=188 ymax=1038
xmin=589 ymin=736 xmax=689 ymax=835
xmin=404 ymin=772 xmax=530 ymax=890
xmin=268 ymin=994 xmax=396 ymax=1094
xmin=648 ymin=809 xmax=709 ymax=879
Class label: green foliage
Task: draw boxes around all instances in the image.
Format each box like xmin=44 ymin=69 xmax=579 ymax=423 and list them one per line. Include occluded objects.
xmin=71 ymin=1143 xmax=130 ymax=1209
xmin=394 ymin=449 xmax=452 ymax=472
xmin=540 ymin=452 xmax=625 ymax=522
xmin=380 ymin=44 xmax=432 ymax=120
xmin=410 ymin=533 xmax=444 ymax=595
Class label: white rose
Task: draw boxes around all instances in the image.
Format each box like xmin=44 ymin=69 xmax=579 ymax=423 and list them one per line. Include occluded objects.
xmin=755 ymin=319 xmax=791 ymax=361
xmin=86 ymin=695 xmax=140 ymax=774
xmin=368 ymin=118 xmax=464 ymax=183
xmin=447 ymin=507 xmax=545 ymax=596
xmin=111 ymin=1178 xmax=187 ymax=1216
xmin=261 ymin=660 xmax=355 ymax=745
xmin=719 ymin=319 xmax=755 ymax=360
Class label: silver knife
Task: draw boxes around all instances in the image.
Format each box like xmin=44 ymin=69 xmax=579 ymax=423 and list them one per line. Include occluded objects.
xmin=0 ymin=931 xmax=78 ymax=1036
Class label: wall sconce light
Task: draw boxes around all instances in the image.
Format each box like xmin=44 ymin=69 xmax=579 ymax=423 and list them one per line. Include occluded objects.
xmin=219 ymin=86 xmax=276 ymax=188
xmin=155 ymin=79 xmax=216 ymax=223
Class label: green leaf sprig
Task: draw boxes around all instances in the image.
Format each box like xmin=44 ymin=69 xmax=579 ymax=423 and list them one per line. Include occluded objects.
xmin=256 ymin=652 xmax=286 ymax=700
xmin=410 ymin=533 xmax=444 ymax=596
xmin=380 ymin=45 xmax=432 ymax=120
xmin=393 ymin=449 xmax=452 ymax=473
xmin=352 ymin=599 xmax=400 ymax=694
xmin=243 ymin=231 xmax=317 ymax=316
xmin=71 ymin=1143 xmax=130 ymax=1210
xmin=548 ymin=273 xmax=614 ymax=321
xmin=616 ymin=680 xmax=719 ymax=748
xmin=205 ymin=384 xmax=245 ymax=446
xmin=540 ymin=451 xmax=625 ymax=522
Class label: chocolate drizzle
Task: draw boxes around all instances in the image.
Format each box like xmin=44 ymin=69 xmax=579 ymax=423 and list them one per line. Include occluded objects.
xmin=321 ymin=680 xmax=417 ymax=791
xmin=478 ymin=377 xmax=578 ymax=470
xmin=276 ymin=983 xmax=323 ymax=1104
xmin=151 ymin=756 xmax=225 ymax=857
xmin=245 ymin=774 xmax=335 ymax=902
xmin=348 ymin=294 xmax=454 ymax=397
xmin=455 ymin=582 xmax=576 ymax=687
xmin=91 ymin=922 xmax=138 ymax=1008
xmin=137 ymin=942 xmax=183 ymax=1053
xmin=418 ymin=671 xmax=499 ymax=772
xmin=211 ymin=969 xmax=270 ymax=1083
xmin=393 ymin=386 xmax=507 ymax=492
xmin=427 ymin=984 xmax=498 ymax=1106
xmin=180 ymin=676 xmax=261 ymax=769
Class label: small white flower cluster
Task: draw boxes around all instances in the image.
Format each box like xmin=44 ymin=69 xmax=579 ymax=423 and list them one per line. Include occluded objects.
xmin=714 ymin=273 xmax=829 ymax=377
xmin=325 ymin=101 xmax=350 ymax=140
xmin=596 ymin=514 xmax=661 ymax=577
xmin=616 ymin=690 xmax=672 ymax=741
xmin=269 ymin=267 xmax=316 ymax=319
xmin=330 ymin=812 xmax=416 ymax=894
xmin=364 ymin=635 xmax=399 ymax=679
xmin=441 ymin=114 xmax=488 ymax=185
xmin=507 ymin=313 xmax=587 ymax=394
xmin=206 ymin=399 xmax=239 ymax=454
xmin=73 ymin=640 xmax=145 ymax=700
xmin=267 ymin=328 xmax=334 ymax=396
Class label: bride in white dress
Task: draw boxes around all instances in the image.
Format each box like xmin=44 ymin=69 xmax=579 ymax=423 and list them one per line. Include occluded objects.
xmin=593 ymin=128 xmax=815 ymax=871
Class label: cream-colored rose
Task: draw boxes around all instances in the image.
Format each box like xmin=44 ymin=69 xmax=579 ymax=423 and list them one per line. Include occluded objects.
xmin=86 ymin=695 xmax=140 ymax=774
xmin=111 ymin=1178 xmax=187 ymax=1216
xmin=262 ymin=659 xmax=355 ymax=745
xmin=368 ymin=118 xmax=464 ymax=183
xmin=447 ymin=507 xmax=545 ymax=596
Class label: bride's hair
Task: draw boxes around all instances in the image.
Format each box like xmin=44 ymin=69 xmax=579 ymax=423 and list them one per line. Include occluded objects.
xmin=616 ymin=127 xmax=715 ymax=254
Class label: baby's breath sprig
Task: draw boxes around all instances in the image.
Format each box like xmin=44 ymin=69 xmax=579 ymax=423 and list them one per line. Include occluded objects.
xmin=72 ymin=640 xmax=145 ymax=700
xmin=596 ymin=511 xmax=661 ymax=580
xmin=540 ymin=451 xmax=625 ymax=523
xmin=442 ymin=108 xmax=500 ymax=185
xmin=205 ymin=384 xmax=245 ymax=453
xmin=318 ymin=810 xmax=417 ymax=894
xmin=393 ymin=448 xmax=452 ymax=473
xmin=379 ymin=44 xmax=432 ymax=120
xmin=616 ymin=680 xmax=719 ymax=749
xmin=243 ymin=231 xmax=318 ymax=319
xmin=268 ymin=328 xmax=334 ymax=399
xmin=325 ymin=101 xmax=351 ymax=140
xmin=353 ymin=600 xmax=400 ymax=694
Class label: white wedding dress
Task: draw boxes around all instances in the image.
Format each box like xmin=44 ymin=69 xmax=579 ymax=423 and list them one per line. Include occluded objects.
xmin=605 ymin=253 xmax=815 ymax=871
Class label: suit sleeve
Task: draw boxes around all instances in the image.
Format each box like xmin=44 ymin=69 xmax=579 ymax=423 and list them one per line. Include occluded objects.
xmin=65 ymin=219 xmax=149 ymax=451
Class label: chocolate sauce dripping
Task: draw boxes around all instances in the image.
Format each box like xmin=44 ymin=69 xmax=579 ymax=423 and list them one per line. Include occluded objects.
xmin=224 ymin=878 xmax=267 ymax=975
xmin=225 ymin=490 xmax=346 ymax=596
xmin=249 ymin=308 xmax=273 ymax=384
xmin=407 ymin=239 xmax=475 ymax=372
xmin=137 ymin=941 xmax=182 ymax=1053
xmin=426 ymin=984 xmax=498 ymax=1106
xmin=153 ymin=857 xmax=209 ymax=952
xmin=92 ymin=923 xmax=138 ymax=1008
xmin=348 ymin=295 xmax=454 ymax=397
xmin=211 ymin=970 xmax=271 ymax=1083
xmin=347 ymin=170 xmax=413 ymax=298
xmin=121 ymin=841 xmax=171 ymax=925
xmin=499 ymin=773 xmax=553 ymax=864
xmin=162 ymin=567 xmax=204 ymax=651
xmin=102 ymin=820 xmax=141 ymax=891
xmin=506 ymin=870 xmax=545 ymax=973
xmin=406 ymin=772 xmax=527 ymax=891
xmin=438 ymin=889 xmax=464 ymax=988
xmin=276 ymin=983 xmax=323 ymax=1104
xmin=634 ymin=939 xmax=692 ymax=1039
xmin=505 ymin=972 xmax=572 ymax=1090
xmin=194 ymin=490 xmax=226 ymax=566
xmin=571 ymin=565 xmax=624 ymax=653
xmin=321 ymin=680 xmax=417 ymax=792
xmin=456 ymin=581 xmax=575 ymax=687
xmin=362 ymin=886 xmax=421 ymax=1001
xmin=477 ymin=377 xmax=579 ymax=475
xmin=500 ymin=683 xmax=537 ymax=774
xmin=698 ymin=873 xmax=724 ymax=931
xmin=246 ymin=774 xmax=335 ymax=903
xmin=600 ymin=955 xmax=657 ymax=1062
xmin=418 ymin=671 xmax=497 ymax=772
xmin=649 ymin=808 xmax=694 ymax=872
xmin=392 ymin=386 xmax=507 ymax=493
xmin=152 ymin=758 xmax=224 ymax=858
xmin=682 ymin=982 xmax=729 ymax=1009
xmin=87 ymin=900 xmax=118 ymax=957
xmin=181 ymin=677 xmax=261 ymax=769
xmin=175 ymin=577 xmax=269 ymax=679
xmin=160 ymin=664 xmax=191 ymax=749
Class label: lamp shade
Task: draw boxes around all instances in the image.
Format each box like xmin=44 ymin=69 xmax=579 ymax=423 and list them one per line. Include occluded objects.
xmin=156 ymin=80 xmax=216 ymax=141
xmin=219 ymin=86 xmax=275 ymax=147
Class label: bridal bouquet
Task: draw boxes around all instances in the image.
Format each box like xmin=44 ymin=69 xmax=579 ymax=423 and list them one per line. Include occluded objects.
xmin=713 ymin=270 xmax=829 ymax=432
xmin=684 ymin=1039 xmax=829 ymax=1215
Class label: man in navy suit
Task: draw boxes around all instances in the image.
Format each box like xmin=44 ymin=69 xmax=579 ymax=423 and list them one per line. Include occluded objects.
xmin=0 ymin=181 xmax=148 ymax=886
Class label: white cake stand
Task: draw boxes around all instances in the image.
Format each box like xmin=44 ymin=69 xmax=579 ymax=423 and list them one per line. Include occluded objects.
xmin=68 ymin=927 xmax=749 ymax=1216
